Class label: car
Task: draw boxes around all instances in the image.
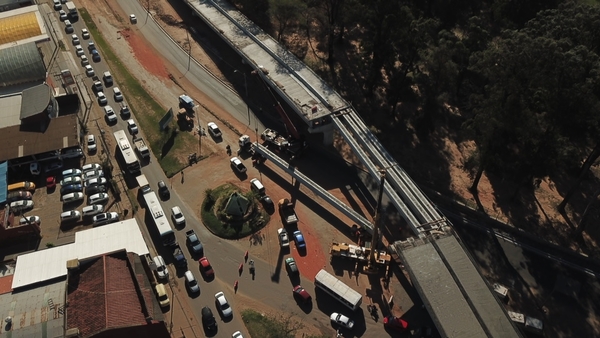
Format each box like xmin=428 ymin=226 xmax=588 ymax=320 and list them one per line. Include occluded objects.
xmin=330 ymin=312 xmax=354 ymax=329
xmin=91 ymin=49 xmax=101 ymax=62
xmin=113 ymin=87 xmax=123 ymax=102
xmin=87 ymin=134 xmax=97 ymax=152
xmin=30 ymin=162 xmax=40 ymax=175
xmin=46 ymin=176 xmax=56 ymax=189
xmin=62 ymin=148 xmax=83 ymax=159
xmin=61 ymin=192 xmax=84 ymax=203
xmin=75 ymin=45 xmax=84 ymax=56
xmin=185 ymin=270 xmax=199 ymax=293
xmin=59 ymin=10 xmax=67 ymax=21
xmin=83 ymin=170 xmax=104 ymax=181
xmin=120 ymin=105 xmax=130 ymax=117
xmin=277 ymin=228 xmax=290 ymax=248
xmin=44 ymin=161 xmax=63 ymax=173
xmin=84 ymin=65 xmax=94 ymax=77
xmin=84 ymin=177 xmax=106 ymax=187
xmin=80 ymin=54 xmax=89 ymax=66
xmin=60 ymin=176 xmax=82 ymax=186
xmin=88 ymin=41 xmax=96 ymax=52
xmin=293 ymin=230 xmax=306 ymax=249
xmin=260 ymin=195 xmax=274 ymax=211
xmin=103 ymin=71 xmax=113 ymax=86
xmin=82 ymin=163 xmax=102 ymax=173
xmin=215 ymin=291 xmax=233 ymax=317
xmin=71 ymin=34 xmax=80 ymax=45
xmin=19 ymin=216 xmax=40 ymax=225
xmin=293 ymin=285 xmax=311 ymax=303
xmin=60 ymin=210 xmax=81 ymax=222
xmin=7 ymin=190 xmax=32 ymax=203
xmin=127 ymin=119 xmax=138 ymax=134
xmin=88 ymin=192 xmax=109 ymax=204
xmin=383 ymin=316 xmax=409 ymax=332
xmin=186 ymin=231 xmax=203 ymax=254
xmin=53 ymin=0 xmax=62 ymax=10
xmin=81 ymin=28 xmax=90 ymax=39
xmin=171 ymin=206 xmax=185 ymax=226
xmin=82 ymin=204 xmax=104 ymax=217
xmin=97 ymin=91 xmax=107 ymax=105
xmin=232 ymin=332 xmax=243 ymax=338
xmin=60 ymin=184 xmax=82 ymax=195
xmin=64 ymin=19 xmax=73 ymax=33
xmin=153 ymin=256 xmax=169 ymax=280
xmin=92 ymin=212 xmax=119 ymax=226
xmin=158 ymin=181 xmax=170 ymax=200
xmin=155 ymin=284 xmax=170 ymax=308
xmin=130 ymin=14 xmax=137 ymax=23
xmin=207 ymin=122 xmax=222 ymax=138
xmin=86 ymin=185 xmax=106 ymax=195
xmin=201 ymin=306 xmax=217 ymax=331
xmin=199 ymin=257 xmax=214 ymax=278
xmin=62 ymin=168 xmax=82 ymax=178
xmin=230 ymin=157 xmax=247 ymax=173
xmin=285 ymin=257 xmax=298 ymax=274
xmin=92 ymin=80 xmax=103 ymax=92
xmin=103 ymin=105 xmax=117 ymax=123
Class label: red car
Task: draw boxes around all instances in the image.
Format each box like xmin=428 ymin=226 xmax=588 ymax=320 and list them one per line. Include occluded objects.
xmin=293 ymin=285 xmax=311 ymax=303
xmin=383 ymin=316 xmax=408 ymax=332
xmin=46 ymin=176 xmax=56 ymax=189
xmin=199 ymin=257 xmax=214 ymax=278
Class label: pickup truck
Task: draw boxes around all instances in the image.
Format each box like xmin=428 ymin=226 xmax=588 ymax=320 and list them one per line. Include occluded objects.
xmin=172 ymin=245 xmax=187 ymax=268
xmin=133 ymin=137 xmax=150 ymax=158
xmin=186 ymin=230 xmax=203 ymax=255
xmin=278 ymin=198 xmax=298 ymax=225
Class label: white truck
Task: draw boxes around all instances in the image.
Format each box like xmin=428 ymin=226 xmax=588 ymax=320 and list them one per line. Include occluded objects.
xmin=65 ymin=1 xmax=78 ymax=21
xmin=133 ymin=137 xmax=150 ymax=159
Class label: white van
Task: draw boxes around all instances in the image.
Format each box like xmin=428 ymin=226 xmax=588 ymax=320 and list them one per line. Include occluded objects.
xmin=153 ymin=256 xmax=169 ymax=280
xmin=250 ymin=178 xmax=265 ymax=195
xmin=185 ymin=270 xmax=199 ymax=293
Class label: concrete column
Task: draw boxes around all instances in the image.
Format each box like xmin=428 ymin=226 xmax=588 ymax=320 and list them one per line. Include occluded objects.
xmin=322 ymin=128 xmax=334 ymax=146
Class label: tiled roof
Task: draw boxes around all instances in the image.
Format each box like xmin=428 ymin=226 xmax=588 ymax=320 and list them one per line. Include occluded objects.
xmin=66 ymin=251 xmax=154 ymax=338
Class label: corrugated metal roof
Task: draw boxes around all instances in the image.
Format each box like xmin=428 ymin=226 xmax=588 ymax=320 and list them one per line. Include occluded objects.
xmin=21 ymin=83 xmax=50 ymax=119
xmin=11 ymin=219 xmax=150 ymax=289
xmin=0 ymin=11 xmax=40 ymax=45
xmin=0 ymin=161 xmax=6 ymax=204
xmin=0 ymin=42 xmax=46 ymax=87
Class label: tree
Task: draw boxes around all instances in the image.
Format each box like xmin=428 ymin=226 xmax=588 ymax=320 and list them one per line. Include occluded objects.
xmin=269 ymin=0 xmax=306 ymax=41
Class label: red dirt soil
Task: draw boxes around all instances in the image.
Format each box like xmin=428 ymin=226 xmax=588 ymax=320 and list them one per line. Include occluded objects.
xmin=121 ymin=28 xmax=170 ymax=80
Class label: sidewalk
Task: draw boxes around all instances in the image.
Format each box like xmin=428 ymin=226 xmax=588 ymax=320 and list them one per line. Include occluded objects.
xmin=167 ymin=282 xmax=203 ymax=338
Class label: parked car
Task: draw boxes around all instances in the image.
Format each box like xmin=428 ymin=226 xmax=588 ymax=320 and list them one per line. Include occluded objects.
xmin=92 ymin=80 xmax=103 ymax=92
xmin=71 ymin=34 xmax=80 ymax=45
xmin=232 ymin=332 xmax=243 ymax=338
xmin=285 ymin=257 xmax=299 ymax=275
xmin=30 ymin=162 xmax=40 ymax=175
xmin=92 ymin=212 xmax=119 ymax=226
xmin=44 ymin=161 xmax=63 ymax=173
xmin=293 ymin=230 xmax=306 ymax=249
xmin=84 ymin=65 xmax=94 ymax=77
xmin=19 ymin=216 xmax=40 ymax=225
xmin=82 ymin=204 xmax=103 ymax=217
xmin=260 ymin=195 xmax=274 ymax=211
xmin=83 ymin=170 xmax=104 ymax=181
xmin=88 ymin=192 xmax=109 ymax=204
xmin=97 ymin=91 xmax=107 ymax=105
xmin=171 ymin=206 xmax=185 ymax=226
xmin=80 ymin=54 xmax=89 ymax=66
xmin=7 ymin=190 xmax=32 ymax=202
xmin=53 ymin=0 xmax=62 ymax=10
xmin=153 ymin=255 xmax=169 ymax=280
xmin=185 ymin=270 xmax=199 ymax=293
xmin=62 ymin=148 xmax=83 ymax=159
xmin=81 ymin=28 xmax=90 ymax=39
xmin=62 ymin=192 xmax=84 ymax=203
xmin=158 ymin=181 xmax=170 ymax=200
xmin=199 ymin=257 xmax=214 ymax=278
xmin=230 ymin=157 xmax=246 ymax=173
xmin=62 ymin=168 xmax=82 ymax=178
xmin=59 ymin=10 xmax=67 ymax=21
xmin=383 ymin=316 xmax=409 ymax=332
xmin=103 ymin=105 xmax=117 ymax=123
xmin=155 ymin=284 xmax=170 ymax=308
xmin=330 ymin=313 xmax=354 ymax=329
xmin=87 ymin=134 xmax=97 ymax=152
xmin=60 ymin=210 xmax=81 ymax=222
xmin=207 ymin=122 xmax=222 ymax=138
xmin=82 ymin=163 xmax=102 ymax=173
xmin=293 ymin=285 xmax=311 ymax=304
xmin=84 ymin=177 xmax=106 ymax=187
xmin=10 ymin=200 xmax=34 ymax=212
xmin=60 ymin=176 xmax=82 ymax=186
xmin=46 ymin=177 xmax=56 ymax=189
xmin=278 ymin=228 xmax=290 ymax=248
xmin=215 ymin=291 xmax=232 ymax=317
xmin=86 ymin=184 xmax=106 ymax=195
xmin=201 ymin=306 xmax=217 ymax=331
xmin=75 ymin=45 xmax=84 ymax=56
xmin=60 ymin=184 xmax=83 ymax=195
xmin=127 ymin=119 xmax=138 ymax=134
xmin=64 ymin=19 xmax=73 ymax=33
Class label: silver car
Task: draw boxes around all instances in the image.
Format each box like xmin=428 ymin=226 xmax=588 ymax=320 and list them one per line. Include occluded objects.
xmin=88 ymin=192 xmax=109 ymax=204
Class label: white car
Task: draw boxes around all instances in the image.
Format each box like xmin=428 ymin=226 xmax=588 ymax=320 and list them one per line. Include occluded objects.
xmin=59 ymin=10 xmax=67 ymax=21
xmin=130 ymin=14 xmax=137 ymax=23
xmin=53 ymin=0 xmax=61 ymax=10
xmin=62 ymin=168 xmax=82 ymax=178
xmin=84 ymin=170 xmax=104 ymax=181
xmin=87 ymin=134 xmax=97 ymax=152
xmin=80 ymin=54 xmax=89 ymax=66
xmin=215 ymin=291 xmax=232 ymax=317
xmin=75 ymin=45 xmax=84 ymax=56
xmin=60 ymin=176 xmax=82 ymax=186
xmin=207 ymin=122 xmax=222 ymax=137
xmin=277 ymin=228 xmax=290 ymax=248
xmin=82 ymin=163 xmax=102 ymax=173
xmin=92 ymin=212 xmax=119 ymax=226
xmin=62 ymin=192 xmax=84 ymax=203
xmin=88 ymin=192 xmax=109 ymax=204
xmin=19 ymin=216 xmax=40 ymax=225
xmin=82 ymin=204 xmax=104 ymax=217
xmin=232 ymin=332 xmax=243 ymax=338
xmin=81 ymin=28 xmax=90 ymax=39
xmin=85 ymin=65 xmax=94 ymax=77
xmin=60 ymin=210 xmax=81 ymax=222
xmin=127 ymin=119 xmax=138 ymax=135
xmin=97 ymin=91 xmax=107 ymax=106
xmin=153 ymin=256 xmax=169 ymax=280
xmin=103 ymin=105 xmax=117 ymax=123
xmin=72 ymin=34 xmax=80 ymax=45
xmin=171 ymin=206 xmax=185 ymax=226
xmin=230 ymin=157 xmax=247 ymax=173
xmin=113 ymin=87 xmax=123 ymax=102
xmin=84 ymin=177 xmax=106 ymax=187
xmin=330 ymin=312 xmax=354 ymax=329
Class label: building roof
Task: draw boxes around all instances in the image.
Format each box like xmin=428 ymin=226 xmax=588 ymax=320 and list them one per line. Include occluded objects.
xmin=21 ymin=83 xmax=51 ymax=119
xmin=12 ymin=219 xmax=150 ymax=289
xmin=0 ymin=42 xmax=46 ymax=87
xmin=0 ymin=93 xmax=23 ymax=128
xmin=0 ymin=161 xmax=7 ymax=204
xmin=0 ymin=113 xmax=78 ymax=162
xmin=66 ymin=251 xmax=160 ymax=338
xmin=0 ymin=6 xmax=48 ymax=50
xmin=397 ymin=235 xmax=522 ymax=338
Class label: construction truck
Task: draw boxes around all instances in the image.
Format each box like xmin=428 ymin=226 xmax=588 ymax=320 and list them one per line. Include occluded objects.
xmin=238 ymin=135 xmax=252 ymax=153
xmin=330 ymin=241 xmax=391 ymax=265
xmin=278 ymin=198 xmax=298 ymax=225
xmin=261 ymin=128 xmax=289 ymax=151
xmin=133 ymin=137 xmax=150 ymax=159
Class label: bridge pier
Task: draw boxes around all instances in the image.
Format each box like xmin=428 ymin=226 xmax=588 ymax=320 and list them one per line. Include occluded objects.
xmin=322 ymin=128 xmax=334 ymax=146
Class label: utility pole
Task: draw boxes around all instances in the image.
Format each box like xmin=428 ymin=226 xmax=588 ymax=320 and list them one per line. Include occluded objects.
xmin=186 ymin=26 xmax=192 ymax=71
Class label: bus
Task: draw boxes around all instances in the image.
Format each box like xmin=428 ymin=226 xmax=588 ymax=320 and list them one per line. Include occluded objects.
xmin=314 ymin=269 xmax=362 ymax=311
xmin=142 ymin=189 xmax=176 ymax=246
xmin=113 ymin=130 xmax=140 ymax=175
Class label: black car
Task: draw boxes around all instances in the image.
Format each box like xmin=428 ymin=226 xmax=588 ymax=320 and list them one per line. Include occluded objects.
xmin=60 ymin=184 xmax=83 ymax=195
xmin=86 ymin=185 xmax=106 ymax=195
xmin=158 ymin=180 xmax=170 ymax=200
xmin=260 ymin=195 xmax=274 ymax=211
xmin=201 ymin=306 xmax=217 ymax=331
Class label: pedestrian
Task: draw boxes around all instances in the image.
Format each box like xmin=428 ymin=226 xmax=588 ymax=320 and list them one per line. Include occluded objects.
xmin=181 ymin=170 xmax=184 ymax=183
